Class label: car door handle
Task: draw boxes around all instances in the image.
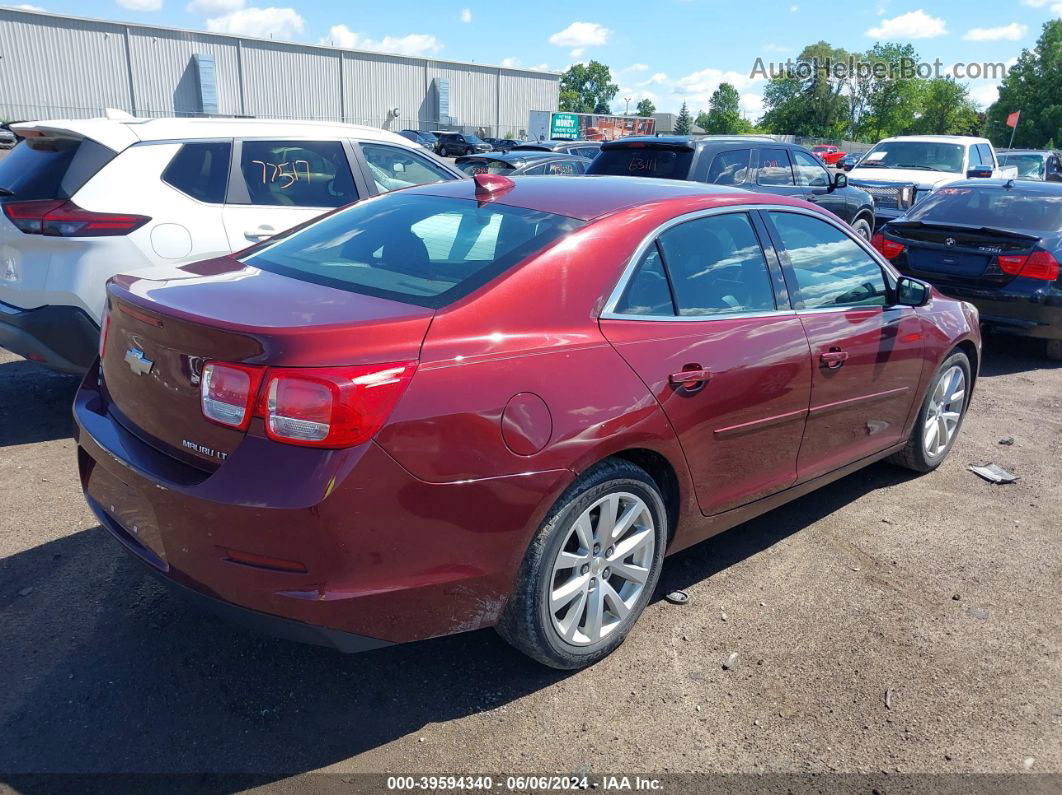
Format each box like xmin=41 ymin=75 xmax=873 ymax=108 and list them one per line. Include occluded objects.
xmin=820 ymin=349 xmax=849 ymax=369
xmin=244 ymin=225 xmax=275 ymax=242
xmin=669 ymin=367 xmax=713 ymax=387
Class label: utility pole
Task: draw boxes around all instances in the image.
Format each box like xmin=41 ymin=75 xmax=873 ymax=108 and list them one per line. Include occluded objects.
xmin=624 ymin=96 xmax=632 ymax=115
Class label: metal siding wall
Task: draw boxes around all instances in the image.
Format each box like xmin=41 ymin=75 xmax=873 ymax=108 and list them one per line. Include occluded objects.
xmin=427 ymin=64 xmax=497 ymax=130
xmin=499 ymin=72 xmax=559 ymax=137
xmin=127 ymin=29 xmax=242 ymax=117
xmin=342 ymin=52 xmax=424 ymax=128
xmin=240 ymin=41 xmax=341 ymax=120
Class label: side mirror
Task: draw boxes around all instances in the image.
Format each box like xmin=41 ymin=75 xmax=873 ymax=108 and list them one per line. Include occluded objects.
xmin=896 ymin=276 xmax=930 ymax=307
xmin=833 ymin=172 xmax=848 ymax=189
xmin=966 ymin=165 xmax=993 ymax=179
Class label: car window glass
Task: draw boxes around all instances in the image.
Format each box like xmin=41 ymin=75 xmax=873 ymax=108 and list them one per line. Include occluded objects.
xmin=969 ymin=146 xmax=983 ymax=166
xmin=586 ymin=147 xmax=694 ymax=179
xmin=977 ymin=144 xmax=995 ymax=167
xmin=521 ymin=163 xmax=550 ymax=175
xmin=769 ymin=211 xmax=887 ymax=308
xmin=757 ymin=148 xmax=794 ymax=186
xmin=240 ymin=140 xmax=356 ymax=207
xmin=792 ymin=149 xmax=831 ymax=188
xmin=615 ymin=244 xmax=674 ymax=316
xmin=162 ymin=141 xmax=231 ymax=203
xmin=658 ymin=213 xmax=776 ymax=316
xmin=360 ymin=143 xmax=451 ymax=194
xmin=706 ymin=149 xmax=750 ymax=185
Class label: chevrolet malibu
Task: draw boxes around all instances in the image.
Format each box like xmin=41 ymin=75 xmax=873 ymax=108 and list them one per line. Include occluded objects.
xmin=74 ymin=175 xmax=981 ymax=669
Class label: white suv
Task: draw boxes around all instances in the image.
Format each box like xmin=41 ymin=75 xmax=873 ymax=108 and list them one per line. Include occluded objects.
xmin=0 ymin=115 xmax=463 ymax=373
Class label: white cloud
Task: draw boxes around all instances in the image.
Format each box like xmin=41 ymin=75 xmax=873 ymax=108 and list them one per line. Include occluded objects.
xmin=740 ymin=93 xmax=764 ymax=119
xmin=866 ymin=10 xmax=947 ymax=39
xmin=460 ymin=8 xmax=471 ymax=23
xmin=548 ymin=21 xmax=611 ymax=49
xmin=187 ymin=0 xmax=242 ymax=13
xmin=207 ymin=7 xmax=303 ymax=38
xmin=964 ymin=23 xmax=1027 ymax=41
xmin=1020 ymin=0 xmax=1046 ymax=6
xmin=570 ymin=47 xmax=585 ymax=57
xmin=763 ymin=43 xmax=791 ymax=53
xmin=323 ymin=24 xmax=442 ymax=56
xmin=15 ymin=3 xmax=45 ymax=8
xmin=500 ymin=57 xmax=520 ymax=67
xmin=789 ymin=4 xmax=798 ymax=11
xmin=970 ymin=82 xmax=1001 ymax=108
xmin=641 ymin=72 xmax=670 ymax=86
xmin=117 ymin=0 xmax=163 ymax=10
xmin=528 ymin=63 xmax=550 ymax=72
xmin=623 ymin=63 xmax=648 ymax=72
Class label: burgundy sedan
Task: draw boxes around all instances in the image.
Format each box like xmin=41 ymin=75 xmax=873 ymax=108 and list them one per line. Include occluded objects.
xmin=74 ymin=174 xmax=981 ymax=669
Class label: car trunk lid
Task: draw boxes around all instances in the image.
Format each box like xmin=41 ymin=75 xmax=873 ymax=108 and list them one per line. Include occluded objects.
xmin=99 ymin=260 xmax=434 ymax=471
xmin=887 ymin=221 xmax=1041 ymax=288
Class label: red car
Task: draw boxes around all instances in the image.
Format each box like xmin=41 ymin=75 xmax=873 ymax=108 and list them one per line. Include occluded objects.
xmin=74 ymin=174 xmax=981 ymax=669
xmin=812 ymin=145 xmax=847 ymax=166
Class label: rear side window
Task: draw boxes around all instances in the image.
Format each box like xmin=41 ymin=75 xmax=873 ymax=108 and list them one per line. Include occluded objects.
xmin=239 ymin=140 xmax=357 ymax=208
xmin=615 ymin=244 xmax=673 ymax=315
xmin=706 ymin=149 xmax=750 ymax=185
xmin=587 ymin=146 xmax=694 ymax=180
xmin=0 ymin=137 xmax=116 ymax=200
xmin=757 ymin=148 xmax=794 ymax=186
xmin=162 ymin=141 xmax=231 ymax=203
xmin=245 ymin=193 xmax=583 ymax=308
xmin=359 ymin=143 xmax=452 ymax=194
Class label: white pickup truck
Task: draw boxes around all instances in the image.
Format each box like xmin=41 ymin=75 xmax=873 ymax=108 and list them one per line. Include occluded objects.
xmin=848 ymin=135 xmax=1018 ymax=225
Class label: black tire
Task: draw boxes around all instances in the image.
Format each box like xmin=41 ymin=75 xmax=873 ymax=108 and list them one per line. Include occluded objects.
xmin=1045 ymin=339 xmax=1062 ymax=362
xmin=888 ymin=350 xmax=972 ymax=472
xmin=851 ymin=216 xmax=873 ymax=241
xmin=496 ymin=459 xmax=668 ymax=669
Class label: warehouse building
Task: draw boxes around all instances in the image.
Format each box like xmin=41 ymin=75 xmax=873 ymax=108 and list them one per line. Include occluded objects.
xmin=0 ymin=7 xmax=559 ymax=138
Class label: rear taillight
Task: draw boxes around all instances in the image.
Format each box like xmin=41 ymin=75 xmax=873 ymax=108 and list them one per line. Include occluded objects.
xmin=2 ymin=199 xmax=149 ymax=237
xmin=201 ymin=362 xmax=264 ymax=431
xmin=871 ymin=232 xmax=905 ymax=259
xmin=98 ymin=309 xmax=111 ymax=361
xmin=998 ymin=249 xmax=1060 ymax=281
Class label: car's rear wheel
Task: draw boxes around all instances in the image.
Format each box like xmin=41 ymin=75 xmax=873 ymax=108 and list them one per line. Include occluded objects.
xmin=497 ymin=459 xmax=667 ymax=669
xmin=888 ymin=350 xmax=971 ymax=472
xmin=851 ymin=216 xmax=873 ymax=241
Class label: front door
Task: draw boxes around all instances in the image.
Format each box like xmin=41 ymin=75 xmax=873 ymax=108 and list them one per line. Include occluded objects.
xmin=790 ymin=149 xmax=848 ymax=222
xmin=600 ymin=210 xmax=813 ymax=516
xmin=763 ymin=209 xmax=925 ymax=481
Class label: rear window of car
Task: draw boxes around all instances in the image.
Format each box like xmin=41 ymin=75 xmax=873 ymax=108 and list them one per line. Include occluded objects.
xmin=458 ymin=158 xmax=517 ymax=176
xmin=586 ymin=146 xmax=694 ymax=180
xmin=162 ymin=141 xmax=232 ymax=203
xmin=244 ymin=193 xmax=583 ymax=308
xmin=902 ymin=186 xmax=1062 ymax=233
xmin=1004 ymin=154 xmax=1047 ymax=180
xmin=0 ymin=137 xmax=116 ymax=201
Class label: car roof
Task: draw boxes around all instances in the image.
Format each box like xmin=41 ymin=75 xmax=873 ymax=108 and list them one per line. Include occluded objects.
xmin=601 ymin=135 xmax=785 ymax=150
xmin=877 ymin=135 xmax=989 ymax=144
xmin=409 ymin=174 xmax=813 ymax=221
xmin=1001 ymin=149 xmax=1052 ymax=156
xmin=460 ymin=151 xmax=582 ymax=163
xmin=12 ymin=115 xmax=419 ymax=152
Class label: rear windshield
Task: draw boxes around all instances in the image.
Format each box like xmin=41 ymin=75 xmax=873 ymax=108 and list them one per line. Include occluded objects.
xmin=244 ymin=193 xmax=583 ymax=308
xmin=587 ymin=146 xmax=694 ymax=180
xmin=903 ymin=186 xmax=1062 ymax=233
xmin=458 ymin=159 xmax=517 ymax=176
xmin=0 ymin=137 xmax=116 ymax=200
xmin=1002 ymin=154 xmax=1047 ymax=180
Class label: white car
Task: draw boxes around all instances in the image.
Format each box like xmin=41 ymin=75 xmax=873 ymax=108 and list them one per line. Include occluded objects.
xmin=0 ymin=114 xmax=463 ymax=373
xmin=848 ymin=135 xmax=1018 ymax=225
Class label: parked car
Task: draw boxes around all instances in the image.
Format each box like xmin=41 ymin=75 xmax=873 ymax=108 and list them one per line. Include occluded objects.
xmin=873 ymin=178 xmax=1062 ymax=360
xmin=455 ymin=151 xmax=590 ymax=176
xmin=838 ymin=152 xmax=864 ymax=171
xmin=397 ymin=129 xmax=439 ymax=152
xmin=75 ymin=174 xmax=980 ymax=669
xmin=0 ymin=126 xmax=17 ymax=150
xmin=848 ymin=135 xmax=1019 ymax=226
xmin=586 ymin=136 xmax=877 ymax=239
xmin=997 ymin=149 xmax=1062 ymax=182
xmin=483 ymin=137 xmax=521 ymax=153
xmin=0 ymin=116 xmax=463 ymax=374
xmin=433 ymin=132 xmax=493 ymax=156
xmin=811 ymin=144 xmax=846 ymax=166
xmin=512 ymin=140 xmax=602 ymax=159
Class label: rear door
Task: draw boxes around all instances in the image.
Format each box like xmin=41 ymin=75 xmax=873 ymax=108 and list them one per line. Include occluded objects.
xmin=753 ymin=147 xmax=803 ymax=201
xmin=221 ymin=139 xmax=365 ymax=250
xmin=763 ymin=209 xmax=924 ymax=481
xmin=354 ymin=141 xmax=457 ymax=194
xmin=600 ymin=209 xmax=813 ymax=516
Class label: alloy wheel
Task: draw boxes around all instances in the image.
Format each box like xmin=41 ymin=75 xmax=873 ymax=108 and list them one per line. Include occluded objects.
xmin=548 ymin=492 xmax=656 ymax=646
xmin=923 ymin=365 xmax=966 ymax=458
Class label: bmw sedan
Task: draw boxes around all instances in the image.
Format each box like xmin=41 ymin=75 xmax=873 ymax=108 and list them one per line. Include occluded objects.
xmin=75 ymin=175 xmax=981 ymax=669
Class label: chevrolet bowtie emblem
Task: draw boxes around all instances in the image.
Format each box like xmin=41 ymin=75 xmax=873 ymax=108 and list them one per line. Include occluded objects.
xmin=124 ymin=347 xmax=154 ymax=376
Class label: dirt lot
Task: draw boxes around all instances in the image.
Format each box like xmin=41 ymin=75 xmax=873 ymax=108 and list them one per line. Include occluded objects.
xmin=0 ymin=337 xmax=1060 ymax=784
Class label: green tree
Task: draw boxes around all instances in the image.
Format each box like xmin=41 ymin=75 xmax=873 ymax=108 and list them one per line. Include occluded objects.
xmin=636 ymin=98 xmax=656 ymax=117
xmin=985 ymin=20 xmax=1062 ymax=148
xmin=558 ymin=61 xmax=619 ymax=114
xmin=699 ymin=82 xmax=753 ymax=134
xmin=858 ymin=42 xmax=923 ymax=140
xmin=674 ymin=102 xmax=693 ymax=135
xmin=912 ymin=78 xmax=981 ymax=135
xmin=760 ymin=42 xmax=850 ymax=137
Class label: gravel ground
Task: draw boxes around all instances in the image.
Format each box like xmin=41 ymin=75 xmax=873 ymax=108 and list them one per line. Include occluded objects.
xmin=0 ymin=333 xmax=1060 ymax=783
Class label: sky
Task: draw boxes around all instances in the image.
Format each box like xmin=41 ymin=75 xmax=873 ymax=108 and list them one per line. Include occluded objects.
xmin=4 ymin=0 xmax=1059 ymax=119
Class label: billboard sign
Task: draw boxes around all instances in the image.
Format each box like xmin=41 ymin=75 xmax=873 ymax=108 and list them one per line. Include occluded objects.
xmin=550 ymin=113 xmax=580 ymax=139
xmin=532 ymin=111 xmax=657 ymax=142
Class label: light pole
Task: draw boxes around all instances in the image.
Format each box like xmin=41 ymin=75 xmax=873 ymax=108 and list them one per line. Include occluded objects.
xmin=624 ymin=96 xmax=632 ymax=115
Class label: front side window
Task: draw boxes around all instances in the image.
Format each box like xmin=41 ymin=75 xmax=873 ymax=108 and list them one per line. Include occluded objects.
xmin=162 ymin=141 xmax=231 ymax=203
xmin=706 ymin=149 xmax=750 ymax=185
xmin=757 ymin=148 xmax=794 ymax=186
xmin=360 ymin=143 xmax=452 ymax=194
xmin=792 ymin=150 xmax=831 ymax=188
xmin=245 ymin=193 xmax=582 ymax=308
xmin=239 ymin=140 xmax=357 ymax=208
xmin=769 ymin=211 xmax=887 ymax=308
xmin=977 ymin=144 xmax=995 ymax=168
xmin=657 ymin=213 xmax=776 ymax=317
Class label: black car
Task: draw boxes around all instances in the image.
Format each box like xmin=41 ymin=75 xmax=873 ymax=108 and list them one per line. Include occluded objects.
xmin=838 ymin=152 xmax=864 ymax=171
xmin=874 ymin=179 xmax=1062 ymax=360
xmin=512 ymin=140 xmax=602 ymax=159
xmin=586 ymin=136 xmax=876 ymax=239
xmin=398 ymin=129 xmax=439 ymax=151
xmin=433 ymin=132 xmax=493 ymax=156
xmin=483 ymin=137 xmax=521 ymax=153
xmin=454 ymin=151 xmax=590 ymax=176
xmin=997 ymin=149 xmax=1062 ymax=182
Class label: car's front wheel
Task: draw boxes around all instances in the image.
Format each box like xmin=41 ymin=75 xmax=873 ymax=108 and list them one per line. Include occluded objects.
xmin=851 ymin=216 xmax=873 ymax=241
xmin=889 ymin=350 xmax=971 ymax=472
xmin=497 ymin=459 xmax=668 ymax=669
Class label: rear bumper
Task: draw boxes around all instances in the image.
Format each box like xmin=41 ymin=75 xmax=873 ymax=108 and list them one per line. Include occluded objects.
xmin=0 ymin=301 xmax=98 ymax=373
xmin=919 ymin=280 xmax=1062 ymax=340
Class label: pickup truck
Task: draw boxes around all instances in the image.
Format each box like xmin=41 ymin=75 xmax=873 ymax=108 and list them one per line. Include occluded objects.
xmin=848 ymin=135 xmax=1018 ymax=225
